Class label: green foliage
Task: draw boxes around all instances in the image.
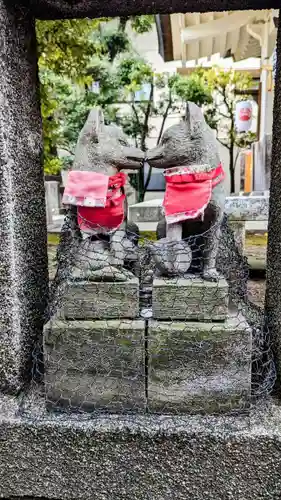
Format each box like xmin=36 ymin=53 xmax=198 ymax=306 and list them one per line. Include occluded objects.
xmin=37 ymin=19 xmax=105 ymax=174
xmin=36 ymin=19 xmax=103 ymax=80
xmin=130 ymin=15 xmax=155 ymax=34
xmin=116 ymin=55 xmax=154 ymax=92
xmin=37 ymin=16 xmax=155 ymax=174
xmin=171 ymin=73 xmax=213 ymax=106
xmin=98 ymin=31 xmax=130 ymax=62
xmin=44 ymin=157 xmax=63 ymax=175
xmin=197 ymin=67 xmax=256 ymax=192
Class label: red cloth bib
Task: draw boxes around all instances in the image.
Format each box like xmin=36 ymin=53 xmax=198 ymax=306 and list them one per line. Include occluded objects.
xmin=163 ymin=164 xmax=224 ymax=224
xmin=63 ymin=171 xmax=127 ymax=233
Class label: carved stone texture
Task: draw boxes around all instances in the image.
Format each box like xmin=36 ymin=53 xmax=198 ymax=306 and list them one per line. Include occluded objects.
xmin=44 ymin=319 xmax=145 ymax=412
xmin=148 ymin=311 xmax=252 ymax=414
xmin=0 ymin=2 xmax=48 ymax=393
xmin=152 ymin=277 xmax=229 ymax=321
xmin=59 ymin=278 xmax=139 ymax=320
xmin=72 ymin=108 xmax=143 ymax=175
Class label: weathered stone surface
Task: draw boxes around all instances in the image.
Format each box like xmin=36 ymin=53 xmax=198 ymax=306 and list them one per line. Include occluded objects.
xmin=148 ymin=311 xmax=252 ymax=414
xmin=145 ymin=102 xmax=226 ymax=280
xmin=44 ymin=319 xmax=145 ymax=412
xmin=129 ymin=194 xmax=269 ymax=225
xmin=152 ymin=276 xmax=229 ymax=321
xmin=2 ymin=395 xmax=281 ymax=499
xmin=228 ymin=221 xmax=246 ymax=253
xmin=129 ymin=199 xmax=163 ymax=224
xmin=24 ymin=0 xmax=278 ymax=20
xmin=265 ymin=18 xmax=281 ymax=387
xmin=0 ymin=2 xmax=48 ymax=393
xmin=225 ymin=194 xmax=269 ymax=221
xmin=60 ymin=278 xmax=139 ymax=319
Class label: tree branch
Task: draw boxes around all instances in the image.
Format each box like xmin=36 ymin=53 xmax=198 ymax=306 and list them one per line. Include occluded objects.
xmin=234 ymin=149 xmax=240 ymax=170
xmin=217 ymin=137 xmax=230 ymax=150
xmin=119 ymin=17 xmax=129 ymax=32
xmin=131 ymin=103 xmax=141 ymax=129
xmin=141 ymin=81 xmax=154 ymax=152
xmin=157 ymin=89 xmax=172 ymax=145
xmin=142 ymin=82 xmax=155 ymax=195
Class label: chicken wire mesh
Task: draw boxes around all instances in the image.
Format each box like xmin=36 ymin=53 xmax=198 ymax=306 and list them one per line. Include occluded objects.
xmin=27 ymin=206 xmax=275 ymax=417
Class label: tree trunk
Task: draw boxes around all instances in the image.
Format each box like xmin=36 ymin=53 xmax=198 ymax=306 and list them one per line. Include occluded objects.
xmin=229 ymin=143 xmax=235 ymax=193
xmin=119 ymin=17 xmax=128 ymax=32
xmin=229 ymin=112 xmax=236 ymax=194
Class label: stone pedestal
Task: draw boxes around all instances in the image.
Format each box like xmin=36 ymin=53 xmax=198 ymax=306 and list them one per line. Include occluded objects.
xmin=60 ymin=278 xmax=139 ymax=320
xmin=148 ymin=311 xmax=252 ymax=414
xmin=152 ymin=277 xmax=229 ymax=321
xmin=44 ymin=319 xmax=145 ymax=412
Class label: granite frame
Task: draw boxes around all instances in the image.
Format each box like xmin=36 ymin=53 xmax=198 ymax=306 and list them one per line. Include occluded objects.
xmin=0 ymin=1 xmax=281 ymax=498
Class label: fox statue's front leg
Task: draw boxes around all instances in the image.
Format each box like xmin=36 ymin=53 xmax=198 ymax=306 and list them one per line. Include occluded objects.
xmin=149 ymin=221 xmax=192 ymax=277
xmin=202 ymin=182 xmax=226 ymax=282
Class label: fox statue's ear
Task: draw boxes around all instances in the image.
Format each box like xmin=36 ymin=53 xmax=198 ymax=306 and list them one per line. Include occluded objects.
xmin=184 ymin=101 xmax=205 ymax=138
xmin=73 ymin=107 xmax=104 ymax=168
xmin=86 ymin=107 xmax=104 ymax=139
xmin=78 ymin=107 xmax=104 ymax=145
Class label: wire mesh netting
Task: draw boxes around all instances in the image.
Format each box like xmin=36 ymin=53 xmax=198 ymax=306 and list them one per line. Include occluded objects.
xmin=28 ymin=206 xmax=275 ymax=417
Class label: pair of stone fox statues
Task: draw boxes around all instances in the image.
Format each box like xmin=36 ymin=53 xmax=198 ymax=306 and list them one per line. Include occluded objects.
xmin=60 ymin=103 xmax=226 ymax=283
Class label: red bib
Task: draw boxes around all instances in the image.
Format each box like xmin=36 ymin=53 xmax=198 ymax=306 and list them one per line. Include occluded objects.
xmin=163 ymin=164 xmax=224 ymax=224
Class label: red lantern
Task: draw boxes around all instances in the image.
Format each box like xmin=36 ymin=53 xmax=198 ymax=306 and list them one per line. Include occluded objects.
xmin=235 ymin=101 xmax=253 ymax=132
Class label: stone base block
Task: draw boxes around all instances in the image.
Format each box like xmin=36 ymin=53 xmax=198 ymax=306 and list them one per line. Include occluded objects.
xmin=148 ymin=311 xmax=251 ymax=414
xmin=152 ymin=276 xmax=228 ymax=321
xmin=44 ymin=319 xmax=145 ymax=412
xmin=60 ymin=278 xmax=139 ymax=319
xmin=1 ymin=395 xmax=281 ymax=500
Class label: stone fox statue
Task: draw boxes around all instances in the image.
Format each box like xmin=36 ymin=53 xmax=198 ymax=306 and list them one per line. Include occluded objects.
xmin=55 ymin=107 xmax=144 ymax=284
xmin=146 ymin=102 xmax=226 ymax=282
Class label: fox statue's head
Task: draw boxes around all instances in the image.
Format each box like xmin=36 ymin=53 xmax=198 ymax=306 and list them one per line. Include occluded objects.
xmin=146 ymin=101 xmax=220 ymax=170
xmin=72 ymin=107 xmax=144 ymax=174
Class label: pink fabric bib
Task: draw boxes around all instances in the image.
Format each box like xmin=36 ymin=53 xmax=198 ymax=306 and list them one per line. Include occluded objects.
xmin=62 ymin=171 xmax=127 ymax=233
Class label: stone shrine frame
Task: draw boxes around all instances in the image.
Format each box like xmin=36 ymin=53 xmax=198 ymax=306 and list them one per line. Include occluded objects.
xmin=1 ymin=1 xmax=281 ymax=498
xmin=1 ymin=0 xmax=281 ymax=395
